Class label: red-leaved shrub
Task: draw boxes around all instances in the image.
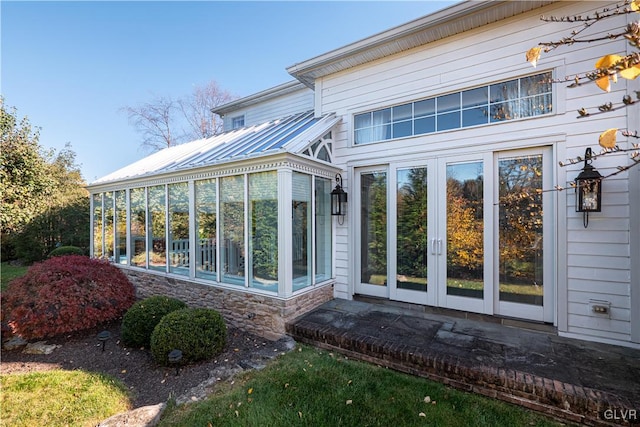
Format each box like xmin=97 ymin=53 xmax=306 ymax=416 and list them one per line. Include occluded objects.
xmin=2 ymin=255 xmax=136 ymax=339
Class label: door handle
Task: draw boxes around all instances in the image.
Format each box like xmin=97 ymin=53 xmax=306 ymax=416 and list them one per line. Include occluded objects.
xmin=430 ymin=238 xmax=442 ymax=255
xmin=437 ymin=239 xmax=442 ymax=255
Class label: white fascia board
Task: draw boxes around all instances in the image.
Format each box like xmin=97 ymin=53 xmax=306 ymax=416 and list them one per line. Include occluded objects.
xmin=284 ymin=113 xmax=340 ymax=154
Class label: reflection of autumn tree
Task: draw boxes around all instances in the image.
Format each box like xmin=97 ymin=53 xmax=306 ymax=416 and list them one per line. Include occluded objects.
xmin=498 ymin=157 xmax=543 ymax=283
xmin=397 ymin=168 xmax=427 ymax=279
xmin=361 ymin=172 xmax=387 ymax=282
xmin=446 ymin=176 xmax=483 ymax=279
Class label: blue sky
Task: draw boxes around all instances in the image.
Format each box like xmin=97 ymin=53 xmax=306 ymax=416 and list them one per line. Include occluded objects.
xmin=2 ymin=1 xmax=455 ymax=183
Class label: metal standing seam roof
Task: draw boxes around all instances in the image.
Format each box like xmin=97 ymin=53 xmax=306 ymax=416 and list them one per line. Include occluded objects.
xmin=90 ymin=110 xmax=339 ymax=186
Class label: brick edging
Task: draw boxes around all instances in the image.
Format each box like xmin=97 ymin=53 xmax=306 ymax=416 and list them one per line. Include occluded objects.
xmin=286 ymin=320 xmax=636 ymax=427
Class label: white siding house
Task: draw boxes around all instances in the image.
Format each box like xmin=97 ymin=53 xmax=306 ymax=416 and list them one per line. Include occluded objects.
xmin=89 ymin=0 xmax=639 ymax=347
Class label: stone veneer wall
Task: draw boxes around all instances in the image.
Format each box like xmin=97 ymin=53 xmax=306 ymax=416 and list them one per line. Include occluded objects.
xmin=121 ymin=269 xmax=334 ymax=341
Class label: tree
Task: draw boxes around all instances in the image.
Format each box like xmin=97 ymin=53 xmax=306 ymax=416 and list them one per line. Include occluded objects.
xmin=0 ymin=98 xmax=89 ymax=262
xmin=526 ymin=0 xmax=640 ymax=187
xmin=124 ymin=80 xmax=236 ymax=152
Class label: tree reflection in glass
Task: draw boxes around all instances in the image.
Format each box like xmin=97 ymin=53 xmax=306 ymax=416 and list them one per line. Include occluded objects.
xmin=221 ymin=175 xmax=245 ymax=285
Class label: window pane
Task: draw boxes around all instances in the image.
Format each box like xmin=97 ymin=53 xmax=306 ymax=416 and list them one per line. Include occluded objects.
xmin=361 ymin=171 xmax=387 ymax=287
xmin=521 ymin=72 xmax=551 ymax=96
xmin=490 ymin=79 xmax=518 ymax=103
xmin=437 ymin=111 xmax=460 ymax=131
xmin=392 ymin=103 xmax=413 ymax=121
xmin=130 ymin=188 xmax=146 ymax=267
xmin=195 ymin=179 xmax=217 ymax=279
xmin=373 ymin=108 xmax=391 ymax=124
xmin=499 ymin=155 xmax=543 ymax=306
xmin=315 ymin=177 xmax=332 ymax=282
xmin=371 ymin=124 xmax=391 ymax=141
xmin=355 ymin=128 xmax=372 ymax=145
xmin=115 ymin=190 xmax=127 ymax=264
xmin=250 ymin=171 xmax=278 ymax=291
xmin=92 ymin=194 xmax=103 ymax=258
xmin=446 ymin=162 xmax=483 ymax=298
xmin=414 ymin=116 xmax=435 ymax=135
xmin=392 ymin=121 xmax=412 ymax=138
xmin=462 ymin=107 xmax=488 ymax=127
xmin=397 ymin=168 xmax=427 ymax=292
xmin=354 ymin=112 xmax=372 ymax=129
xmin=490 ymin=101 xmax=518 ymax=122
xmin=414 ymin=99 xmax=435 ymax=117
xmin=293 ymin=172 xmax=312 ymax=291
xmin=462 ymin=87 xmax=487 ymax=109
xmin=104 ymin=192 xmax=114 ymax=261
xmin=521 ymin=94 xmax=552 ymax=118
xmin=437 ymin=93 xmax=460 ymax=113
xmin=168 ymin=182 xmax=189 ymax=276
xmin=148 ymin=185 xmax=166 ymax=271
xmin=221 ymin=175 xmax=245 ymax=285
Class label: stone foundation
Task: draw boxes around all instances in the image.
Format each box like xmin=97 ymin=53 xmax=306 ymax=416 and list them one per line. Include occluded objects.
xmin=120 ymin=269 xmax=334 ymax=340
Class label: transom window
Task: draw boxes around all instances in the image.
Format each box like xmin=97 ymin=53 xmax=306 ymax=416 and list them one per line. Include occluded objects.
xmin=354 ymin=72 xmax=552 ymax=145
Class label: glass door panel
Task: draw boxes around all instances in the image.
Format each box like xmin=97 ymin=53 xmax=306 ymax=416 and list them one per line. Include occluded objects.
xmin=357 ymin=169 xmax=388 ymax=296
xmin=498 ymin=154 xmax=543 ymax=306
xmin=396 ymin=167 xmax=428 ymax=292
xmin=445 ymin=161 xmax=484 ymax=299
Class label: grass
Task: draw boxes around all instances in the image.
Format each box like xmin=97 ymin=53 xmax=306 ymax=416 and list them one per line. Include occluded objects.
xmin=159 ymin=345 xmax=565 ymax=427
xmin=0 ymin=262 xmax=28 ymax=291
xmin=0 ymin=370 xmax=131 ymax=427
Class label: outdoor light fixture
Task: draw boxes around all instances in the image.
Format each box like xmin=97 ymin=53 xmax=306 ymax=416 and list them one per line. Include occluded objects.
xmin=331 ymin=173 xmax=347 ymax=223
xmin=575 ymin=147 xmax=602 ymax=228
xmin=97 ymin=330 xmax=111 ymax=352
xmin=168 ymin=349 xmax=183 ymax=376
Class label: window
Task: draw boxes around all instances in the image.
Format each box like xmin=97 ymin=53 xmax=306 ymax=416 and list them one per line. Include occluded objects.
xmin=92 ymin=194 xmax=103 ymax=258
xmin=315 ymin=177 xmax=332 ymax=282
xmin=354 ymin=72 xmax=552 ymax=144
xmin=114 ymin=190 xmax=127 ymax=264
xmin=231 ymin=115 xmax=245 ymax=129
xmin=195 ymin=179 xmax=217 ymax=279
xmin=293 ymin=172 xmax=312 ymax=290
xmin=148 ymin=185 xmax=166 ymax=271
xmin=104 ymin=192 xmax=114 ymax=261
xmin=220 ymin=175 xmax=245 ymax=285
xmin=249 ymin=171 xmax=278 ymax=291
xmin=168 ymin=182 xmax=189 ymax=276
xmin=130 ymin=188 xmax=146 ymax=267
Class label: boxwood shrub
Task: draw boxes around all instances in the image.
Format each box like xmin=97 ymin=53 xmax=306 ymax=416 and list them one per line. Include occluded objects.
xmin=121 ymin=296 xmax=187 ymax=348
xmin=150 ymin=308 xmax=227 ymax=366
xmin=2 ymin=255 xmax=135 ymax=339
xmin=48 ymin=246 xmax=85 ymax=258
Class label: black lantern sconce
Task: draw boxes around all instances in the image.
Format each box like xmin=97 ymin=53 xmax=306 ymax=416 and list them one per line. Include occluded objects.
xmin=331 ymin=173 xmax=347 ymax=224
xmin=575 ymin=148 xmax=602 ymax=228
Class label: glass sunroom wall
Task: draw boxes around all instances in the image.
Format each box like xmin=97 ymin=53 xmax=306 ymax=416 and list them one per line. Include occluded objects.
xmin=315 ymin=177 xmax=332 ymax=282
xmin=292 ymin=172 xmax=312 ymax=291
xmin=195 ymin=179 xmax=217 ymax=279
xmin=221 ymin=175 xmax=245 ymax=286
xmin=114 ymin=190 xmax=127 ymax=264
xmin=249 ymin=171 xmax=278 ymax=292
xmin=104 ymin=191 xmax=115 ymax=261
xmin=168 ymin=182 xmax=189 ymax=276
xmin=92 ymin=193 xmax=103 ymax=258
xmin=130 ymin=187 xmax=146 ymax=267
xmin=148 ymin=185 xmax=167 ymax=271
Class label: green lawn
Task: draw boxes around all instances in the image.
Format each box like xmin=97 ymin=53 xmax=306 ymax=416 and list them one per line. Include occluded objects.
xmin=0 ymin=370 xmax=131 ymax=427
xmin=1 ymin=262 xmax=28 ymax=291
xmin=159 ymin=345 xmax=565 ymax=427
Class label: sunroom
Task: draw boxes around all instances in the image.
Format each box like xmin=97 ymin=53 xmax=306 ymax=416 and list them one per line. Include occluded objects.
xmin=88 ymin=111 xmax=341 ymax=337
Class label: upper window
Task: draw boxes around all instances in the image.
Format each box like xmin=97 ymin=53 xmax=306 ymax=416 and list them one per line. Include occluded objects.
xmin=354 ymin=72 xmax=552 ymax=145
xmin=231 ymin=115 xmax=245 ymax=129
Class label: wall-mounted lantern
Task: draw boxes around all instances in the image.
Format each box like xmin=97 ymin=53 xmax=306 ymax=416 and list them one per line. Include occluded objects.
xmin=575 ymin=147 xmax=602 ymax=228
xmin=331 ymin=173 xmax=347 ymax=223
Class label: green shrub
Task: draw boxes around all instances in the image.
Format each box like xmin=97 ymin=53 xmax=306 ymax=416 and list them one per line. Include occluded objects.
xmin=150 ymin=308 xmax=227 ymax=366
xmin=48 ymin=245 xmax=85 ymax=258
xmin=2 ymin=255 xmax=135 ymax=339
xmin=121 ymin=296 xmax=187 ymax=348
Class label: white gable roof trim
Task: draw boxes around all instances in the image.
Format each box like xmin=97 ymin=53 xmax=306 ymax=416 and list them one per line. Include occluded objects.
xmin=287 ymin=0 xmax=557 ymax=88
xmin=88 ymin=110 xmax=340 ymax=189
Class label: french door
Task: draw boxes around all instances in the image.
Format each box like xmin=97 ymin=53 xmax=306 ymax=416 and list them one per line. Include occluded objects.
xmin=354 ymin=147 xmax=553 ymax=323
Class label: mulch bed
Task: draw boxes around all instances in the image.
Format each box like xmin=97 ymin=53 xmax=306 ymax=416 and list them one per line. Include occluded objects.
xmin=0 ymin=321 xmax=291 ymax=408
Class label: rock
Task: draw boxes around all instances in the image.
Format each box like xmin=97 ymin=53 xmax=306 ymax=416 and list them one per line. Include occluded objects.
xmin=97 ymin=403 xmax=166 ymax=427
xmin=22 ymin=341 xmax=61 ymax=355
xmin=3 ymin=336 xmax=28 ymax=351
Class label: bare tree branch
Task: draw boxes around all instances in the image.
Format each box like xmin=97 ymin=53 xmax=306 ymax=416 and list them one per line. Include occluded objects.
xmin=178 ymin=81 xmax=235 ymax=140
xmin=121 ymin=95 xmax=183 ymax=152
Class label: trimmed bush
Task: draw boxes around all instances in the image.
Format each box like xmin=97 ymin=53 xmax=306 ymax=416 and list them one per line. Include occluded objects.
xmin=48 ymin=245 xmax=85 ymax=258
xmin=2 ymin=255 xmax=135 ymax=339
xmin=150 ymin=308 xmax=227 ymax=366
xmin=121 ymin=296 xmax=187 ymax=348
